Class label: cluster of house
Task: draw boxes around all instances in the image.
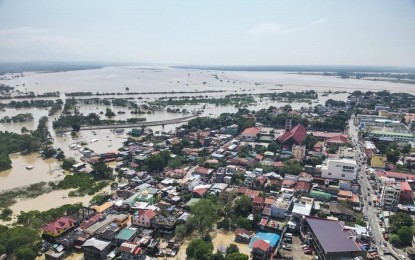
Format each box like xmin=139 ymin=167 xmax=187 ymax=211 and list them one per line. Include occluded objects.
xmin=39 ymin=103 xmax=415 ymax=260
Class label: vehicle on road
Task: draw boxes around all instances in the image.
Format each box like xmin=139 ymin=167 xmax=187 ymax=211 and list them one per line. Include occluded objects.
xmin=282 ymin=244 xmax=292 ymax=251
xmin=399 ymin=254 xmax=406 ymax=259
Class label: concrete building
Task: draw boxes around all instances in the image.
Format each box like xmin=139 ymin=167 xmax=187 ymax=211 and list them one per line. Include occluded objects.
xmin=240 ymin=127 xmax=260 ymax=141
xmin=337 ymin=147 xmax=355 ymax=159
xmin=292 ymin=145 xmax=306 ymax=160
xmin=270 ymin=196 xmax=293 ymax=219
xmin=301 ymin=217 xmax=366 ymax=260
xmin=321 ymin=158 xmax=357 ymax=181
xmin=381 ymin=183 xmax=401 ymax=210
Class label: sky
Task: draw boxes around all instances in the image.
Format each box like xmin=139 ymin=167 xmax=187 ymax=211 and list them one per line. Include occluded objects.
xmin=0 ymin=0 xmax=415 ymax=67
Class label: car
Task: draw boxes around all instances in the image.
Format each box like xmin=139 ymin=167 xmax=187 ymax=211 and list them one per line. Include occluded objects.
xmin=399 ymin=255 xmax=406 ymax=259
xmin=284 ymin=238 xmax=292 ymax=243
xmin=381 ymin=245 xmax=387 ymax=251
xmin=282 ymin=244 xmax=292 ymax=251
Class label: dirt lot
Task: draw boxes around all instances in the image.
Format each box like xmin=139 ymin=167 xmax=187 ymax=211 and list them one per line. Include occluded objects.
xmin=278 ymin=236 xmax=314 ymax=260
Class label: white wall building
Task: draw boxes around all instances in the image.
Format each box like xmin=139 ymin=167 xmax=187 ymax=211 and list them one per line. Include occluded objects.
xmin=321 ymin=158 xmax=357 ymax=181
xmin=292 ymin=145 xmax=306 ymax=160
xmin=380 ymin=183 xmax=401 ymax=210
xmin=271 ymin=197 xmax=293 ymax=219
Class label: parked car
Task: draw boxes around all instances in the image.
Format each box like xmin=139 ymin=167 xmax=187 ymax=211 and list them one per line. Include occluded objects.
xmin=304 ymin=249 xmax=313 ymax=255
xmin=282 ymin=244 xmax=292 ymax=251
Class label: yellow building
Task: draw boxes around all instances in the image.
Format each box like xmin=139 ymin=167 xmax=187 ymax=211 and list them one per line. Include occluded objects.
xmin=371 ymin=154 xmax=387 ymax=168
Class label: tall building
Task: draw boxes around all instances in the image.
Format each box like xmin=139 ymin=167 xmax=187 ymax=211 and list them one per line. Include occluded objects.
xmin=321 ymin=158 xmax=357 ymax=181
xmin=292 ymin=145 xmax=306 ymax=160
xmin=380 ymin=183 xmax=401 ymax=210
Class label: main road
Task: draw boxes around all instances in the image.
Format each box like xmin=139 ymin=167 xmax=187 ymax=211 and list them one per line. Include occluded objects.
xmin=348 ymin=115 xmax=401 ymax=259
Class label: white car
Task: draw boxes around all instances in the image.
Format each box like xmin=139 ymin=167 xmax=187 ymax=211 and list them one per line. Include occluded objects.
xmin=380 ymin=245 xmax=387 ymax=251
xmin=399 ymin=255 xmax=406 ymax=259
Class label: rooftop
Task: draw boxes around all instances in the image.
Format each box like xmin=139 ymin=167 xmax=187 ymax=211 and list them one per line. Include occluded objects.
xmin=305 ymin=217 xmax=362 ymax=253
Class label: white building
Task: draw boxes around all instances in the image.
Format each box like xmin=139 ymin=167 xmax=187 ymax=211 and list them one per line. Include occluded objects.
xmin=321 ymin=158 xmax=357 ymax=181
xmin=380 ymin=183 xmax=401 ymax=210
xmin=271 ymin=196 xmax=293 ymax=219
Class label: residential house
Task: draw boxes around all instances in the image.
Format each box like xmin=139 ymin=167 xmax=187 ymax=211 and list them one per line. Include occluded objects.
xmin=251 ymin=239 xmax=271 ymax=260
xmin=119 ymin=242 xmax=146 ymax=260
xmin=42 ymin=217 xmax=76 ymax=238
xmin=132 ymin=209 xmax=157 ymax=228
xmin=240 ymin=127 xmax=260 ymax=141
xmin=329 ymin=202 xmax=355 ymax=221
xmin=234 ymin=228 xmax=252 ymax=244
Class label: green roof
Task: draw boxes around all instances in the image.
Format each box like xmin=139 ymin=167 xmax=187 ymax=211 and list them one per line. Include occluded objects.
xmin=369 ymin=131 xmax=414 ymax=138
xmin=115 ymin=227 xmax=137 ymax=240
xmin=310 ymin=190 xmax=333 ymax=199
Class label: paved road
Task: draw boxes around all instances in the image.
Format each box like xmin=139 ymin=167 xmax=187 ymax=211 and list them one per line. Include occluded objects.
xmin=61 ymin=115 xmax=197 ymax=131
xmin=348 ymin=115 xmax=402 ymax=259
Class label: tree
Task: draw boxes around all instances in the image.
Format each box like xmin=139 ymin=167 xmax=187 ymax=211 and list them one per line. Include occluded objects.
xmin=267 ymin=141 xmax=279 ymax=153
xmin=233 ymin=196 xmax=252 ymax=217
xmin=226 ymin=244 xmax=239 ymax=255
xmin=389 ymin=234 xmax=401 ymax=246
xmin=20 ymin=127 xmax=29 ymax=134
xmin=175 ymin=224 xmax=187 ymax=239
xmin=92 ymin=160 xmax=113 ymax=180
xmin=211 ymin=252 xmax=225 ymax=260
xmin=188 ymin=199 xmax=219 ymax=237
xmin=71 ymin=123 xmax=80 ymax=132
xmin=402 ymin=144 xmax=412 ymax=154
xmin=328 ymin=146 xmax=337 ymax=154
xmin=234 ymin=216 xmax=252 ymax=230
xmin=303 ymin=134 xmax=317 ymax=150
xmin=15 ymin=246 xmax=37 ymax=260
xmin=389 ymin=212 xmax=413 ymax=232
xmin=186 ymin=239 xmax=213 ymax=260
xmin=226 ymin=252 xmax=249 ymax=260
xmin=62 ymin=157 xmax=76 ymax=170
xmin=397 ymin=226 xmax=413 ymax=246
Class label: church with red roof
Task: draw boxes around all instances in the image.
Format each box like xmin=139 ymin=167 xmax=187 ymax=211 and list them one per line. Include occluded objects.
xmin=277 ymin=124 xmax=307 ymax=147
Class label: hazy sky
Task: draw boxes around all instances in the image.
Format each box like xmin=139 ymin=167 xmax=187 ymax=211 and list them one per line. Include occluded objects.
xmin=0 ymin=0 xmax=415 ymax=66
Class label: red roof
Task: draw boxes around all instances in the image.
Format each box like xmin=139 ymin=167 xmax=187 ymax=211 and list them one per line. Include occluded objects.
xmin=244 ymin=189 xmax=261 ymax=199
xmin=193 ymin=188 xmax=208 ymax=197
xmin=295 ymin=181 xmax=311 ymax=191
xmin=42 ymin=217 xmax=75 ymax=235
xmin=241 ymin=127 xmax=260 ymax=136
xmin=79 ymin=214 xmax=101 ymax=230
xmin=234 ymin=228 xmax=251 ymax=236
xmin=144 ymin=209 xmax=157 ymax=219
xmin=312 ymin=131 xmax=347 ymax=139
xmin=376 ymin=170 xmax=415 ymax=181
xmin=326 ymin=135 xmax=348 ymax=144
xmin=255 ymin=154 xmax=264 ymax=161
xmin=278 ymin=124 xmax=307 ymax=145
xmin=401 ymin=182 xmax=412 ymax=192
xmin=253 ymin=196 xmax=264 ymax=205
xmin=273 ymin=161 xmax=284 ymax=167
xmin=282 ymin=179 xmax=296 ymax=187
xmin=252 ymin=239 xmax=271 ymax=251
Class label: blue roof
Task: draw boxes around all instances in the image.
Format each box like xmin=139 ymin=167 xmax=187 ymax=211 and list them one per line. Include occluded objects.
xmin=249 ymin=232 xmax=280 ymax=248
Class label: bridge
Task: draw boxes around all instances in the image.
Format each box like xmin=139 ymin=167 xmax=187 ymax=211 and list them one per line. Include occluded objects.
xmin=60 ymin=115 xmax=197 ymax=131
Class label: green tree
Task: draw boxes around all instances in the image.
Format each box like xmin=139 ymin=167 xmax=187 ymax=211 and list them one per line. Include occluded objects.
xmin=175 ymin=224 xmax=187 ymax=239
xmin=226 ymin=252 xmax=249 ymax=260
xmin=211 ymin=252 xmax=226 ymax=260
xmin=397 ymin=226 xmax=413 ymax=246
xmin=389 ymin=212 xmax=413 ymax=232
xmin=226 ymin=244 xmax=239 ymax=255
xmin=281 ymin=160 xmax=303 ymax=175
xmin=188 ymin=199 xmax=219 ymax=237
xmin=267 ymin=141 xmax=280 ymax=153
xmin=389 ymin=234 xmax=401 ymax=246
xmin=186 ymin=239 xmax=213 ymax=260
xmin=233 ymin=196 xmax=252 ymax=217
xmin=402 ymin=144 xmax=412 ymax=154
xmin=62 ymin=157 xmax=76 ymax=170
xmin=234 ymin=216 xmax=252 ymax=230
xmin=15 ymin=246 xmax=36 ymax=260
xmin=303 ymin=134 xmax=317 ymax=150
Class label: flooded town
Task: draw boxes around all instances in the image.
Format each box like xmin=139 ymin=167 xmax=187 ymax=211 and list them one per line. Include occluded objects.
xmin=1 ymin=1 xmax=415 ymax=260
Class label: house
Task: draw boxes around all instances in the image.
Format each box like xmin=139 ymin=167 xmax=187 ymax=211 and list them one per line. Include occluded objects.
xmin=270 ymin=197 xmax=293 ymax=219
xmin=234 ymin=228 xmax=252 ymax=244
xmin=325 ymin=135 xmax=348 ymax=146
xmin=132 ymin=209 xmax=157 ymax=228
xmin=192 ymin=166 xmax=214 ymax=178
xmin=240 ymin=127 xmax=260 ymax=141
xmin=277 ymin=124 xmax=307 ymax=147
xmin=329 ymin=202 xmax=355 ymax=221
xmin=301 ymin=217 xmax=366 ymax=260
xmin=251 ymin=239 xmax=271 ymax=260
xmin=119 ymin=242 xmax=146 ymax=260
xmin=82 ymin=237 xmax=112 ymax=260
xmin=114 ymin=227 xmax=138 ymax=246
xmin=42 ymin=217 xmax=76 ymax=238
xmin=295 ymin=181 xmax=311 ymax=194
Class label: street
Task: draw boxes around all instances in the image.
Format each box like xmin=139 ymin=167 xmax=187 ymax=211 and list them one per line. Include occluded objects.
xmin=348 ymin=115 xmax=403 ymax=259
